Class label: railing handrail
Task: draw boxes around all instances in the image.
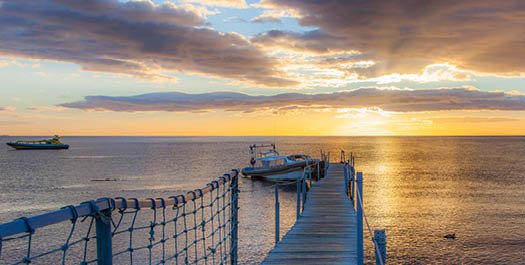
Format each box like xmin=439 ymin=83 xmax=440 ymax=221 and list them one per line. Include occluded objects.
xmin=344 ymin=163 xmax=386 ymax=265
xmin=355 ymin=176 xmax=385 ymax=265
xmin=0 ymin=170 xmax=238 ymax=239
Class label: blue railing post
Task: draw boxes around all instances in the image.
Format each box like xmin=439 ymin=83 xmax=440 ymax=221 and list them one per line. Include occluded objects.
xmin=95 ymin=208 xmax=113 ymax=265
xmin=308 ymin=166 xmax=312 ymax=183
xmin=316 ymin=161 xmax=320 ymax=181
xmin=302 ymin=173 xmax=307 ymax=212
xmin=274 ymin=185 xmax=280 ymax=245
xmin=230 ymin=172 xmax=239 ymax=265
xmin=374 ymin=229 xmax=387 ymax=265
xmin=296 ymin=173 xmax=301 ymax=220
xmin=344 ymin=164 xmax=349 ymax=196
xmin=356 ymin=172 xmax=364 ymax=265
xmin=351 ymin=167 xmax=355 ymax=206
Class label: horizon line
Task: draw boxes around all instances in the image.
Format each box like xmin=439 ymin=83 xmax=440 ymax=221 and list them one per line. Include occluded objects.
xmin=2 ymin=135 xmax=525 ymax=137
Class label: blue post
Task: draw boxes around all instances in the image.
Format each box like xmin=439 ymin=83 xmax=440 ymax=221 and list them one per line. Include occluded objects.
xmin=274 ymin=185 xmax=280 ymax=245
xmin=351 ymin=169 xmax=355 ymax=206
xmin=374 ymin=229 xmax=387 ymax=265
xmin=230 ymin=173 xmax=239 ymax=265
xmin=296 ymin=173 xmax=301 ymax=220
xmin=356 ymin=172 xmax=364 ymax=265
xmin=302 ymin=172 xmax=307 ymax=212
xmin=344 ymin=164 xmax=349 ymax=196
xmin=96 ymin=208 xmax=113 ymax=265
xmin=317 ymin=161 xmax=320 ymax=181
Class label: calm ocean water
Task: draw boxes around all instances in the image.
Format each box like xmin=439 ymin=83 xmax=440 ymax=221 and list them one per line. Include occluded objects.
xmin=0 ymin=136 xmax=524 ymax=264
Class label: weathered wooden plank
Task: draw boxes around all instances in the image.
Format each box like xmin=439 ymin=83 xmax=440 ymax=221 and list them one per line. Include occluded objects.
xmin=264 ymin=257 xmax=357 ymax=265
xmin=262 ymin=163 xmax=358 ymax=265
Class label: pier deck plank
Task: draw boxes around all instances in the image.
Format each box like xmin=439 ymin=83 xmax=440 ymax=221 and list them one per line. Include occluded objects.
xmin=261 ymin=163 xmax=357 ymax=264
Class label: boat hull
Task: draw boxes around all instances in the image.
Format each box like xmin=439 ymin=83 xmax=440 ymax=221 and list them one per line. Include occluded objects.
xmin=241 ymin=160 xmax=317 ymax=181
xmin=6 ymin=142 xmax=69 ymax=150
xmin=255 ymin=170 xmax=305 ymax=181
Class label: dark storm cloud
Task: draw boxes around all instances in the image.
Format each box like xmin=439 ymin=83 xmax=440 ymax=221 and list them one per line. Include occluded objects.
xmin=256 ymin=0 xmax=525 ymax=76
xmin=59 ymin=88 xmax=525 ymax=113
xmin=0 ymin=0 xmax=296 ymax=86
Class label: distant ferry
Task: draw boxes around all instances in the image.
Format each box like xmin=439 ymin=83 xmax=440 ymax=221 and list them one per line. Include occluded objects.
xmin=6 ymin=135 xmax=69 ymax=150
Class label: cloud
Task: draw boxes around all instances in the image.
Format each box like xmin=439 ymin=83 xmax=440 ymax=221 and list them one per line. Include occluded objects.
xmin=253 ymin=30 xmax=354 ymax=54
xmin=256 ymin=0 xmax=525 ymax=76
xmin=0 ymin=59 xmax=24 ymax=68
xmin=370 ymin=63 xmax=473 ymax=84
xmin=251 ymin=7 xmax=301 ymax=23
xmin=0 ymin=106 xmax=16 ymax=112
xmin=0 ymin=0 xmax=296 ymax=87
xmin=430 ymin=117 xmax=520 ymax=123
xmin=223 ymin=16 xmax=248 ymax=23
xmin=182 ymin=0 xmax=249 ymax=9
xmin=253 ymin=31 xmax=475 ymax=87
xmin=59 ymin=87 xmax=525 ymax=113
xmin=27 ymin=106 xmax=65 ymax=112
xmin=251 ymin=0 xmax=302 ymax=23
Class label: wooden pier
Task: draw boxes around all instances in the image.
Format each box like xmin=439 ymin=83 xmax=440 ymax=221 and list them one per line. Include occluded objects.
xmin=0 ymin=153 xmax=387 ymax=265
xmin=262 ymin=163 xmax=360 ymax=265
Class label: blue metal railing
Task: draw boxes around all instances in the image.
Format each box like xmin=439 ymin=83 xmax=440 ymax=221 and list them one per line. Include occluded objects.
xmin=0 ymin=170 xmax=239 ymax=265
xmin=343 ymin=158 xmax=387 ymax=265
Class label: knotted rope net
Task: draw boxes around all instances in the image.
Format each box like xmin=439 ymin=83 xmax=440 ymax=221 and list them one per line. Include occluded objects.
xmin=0 ymin=170 xmax=239 ymax=265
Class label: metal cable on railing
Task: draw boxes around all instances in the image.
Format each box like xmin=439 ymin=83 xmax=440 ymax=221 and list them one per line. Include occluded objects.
xmin=0 ymin=170 xmax=239 ymax=265
xmin=355 ymin=183 xmax=385 ymax=265
xmin=346 ymin=162 xmax=386 ymax=265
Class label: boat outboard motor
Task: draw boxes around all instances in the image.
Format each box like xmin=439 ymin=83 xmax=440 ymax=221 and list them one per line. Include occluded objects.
xmin=250 ymin=157 xmax=256 ymax=166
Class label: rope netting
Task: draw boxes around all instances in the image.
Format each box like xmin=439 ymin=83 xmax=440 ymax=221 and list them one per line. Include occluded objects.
xmin=0 ymin=171 xmax=239 ymax=265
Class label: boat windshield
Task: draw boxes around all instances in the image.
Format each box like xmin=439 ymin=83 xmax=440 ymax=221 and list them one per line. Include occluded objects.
xmin=253 ymin=156 xmax=285 ymax=168
xmin=259 ymin=150 xmax=279 ymax=158
xmin=287 ymin=155 xmax=312 ymax=161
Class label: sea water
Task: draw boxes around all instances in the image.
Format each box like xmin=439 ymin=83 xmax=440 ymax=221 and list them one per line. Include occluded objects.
xmin=0 ymin=136 xmax=524 ymax=264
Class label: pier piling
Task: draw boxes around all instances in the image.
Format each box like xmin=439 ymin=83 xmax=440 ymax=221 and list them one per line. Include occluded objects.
xmin=275 ymin=185 xmax=280 ymax=245
xmin=374 ymin=229 xmax=387 ymax=265
xmin=95 ymin=208 xmax=113 ymax=265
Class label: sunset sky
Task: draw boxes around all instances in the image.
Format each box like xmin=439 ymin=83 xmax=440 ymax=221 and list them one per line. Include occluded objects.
xmin=1 ymin=0 xmax=524 ymax=136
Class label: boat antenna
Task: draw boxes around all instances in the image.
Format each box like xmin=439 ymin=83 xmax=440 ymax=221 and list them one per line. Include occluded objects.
xmin=272 ymin=115 xmax=277 ymax=146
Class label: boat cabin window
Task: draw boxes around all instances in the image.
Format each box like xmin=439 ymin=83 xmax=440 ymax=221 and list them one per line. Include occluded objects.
xmin=258 ymin=150 xmax=279 ymax=158
xmin=254 ymin=158 xmax=285 ymax=167
xmin=288 ymin=155 xmax=310 ymax=161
